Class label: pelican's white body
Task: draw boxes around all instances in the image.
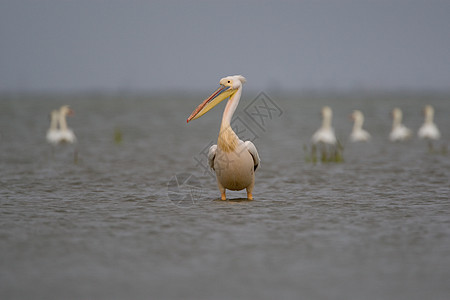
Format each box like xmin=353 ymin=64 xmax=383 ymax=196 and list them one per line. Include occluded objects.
xmin=312 ymin=106 xmax=337 ymax=145
xmin=418 ymin=105 xmax=440 ymax=140
xmin=46 ymin=105 xmax=76 ymax=145
xmin=390 ymin=108 xmax=412 ymax=142
xmin=46 ymin=110 xmax=61 ymax=145
xmin=350 ymin=110 xmax=371 ymax=142
xmin=58 ymin=106 xmax=76 ymax=143
xmin=209 ymin=141 xmax=256 ymax=192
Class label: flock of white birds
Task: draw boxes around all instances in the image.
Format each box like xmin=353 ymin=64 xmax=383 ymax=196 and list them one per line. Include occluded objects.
xmin=311 ymin=104 xmax=441 ymax=145
xmin=46 ymin=103 xmax=441 ymax=147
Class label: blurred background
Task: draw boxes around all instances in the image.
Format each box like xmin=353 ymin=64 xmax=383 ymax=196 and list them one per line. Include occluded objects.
xmin=1 ymin=0 xmax=450 ymax=93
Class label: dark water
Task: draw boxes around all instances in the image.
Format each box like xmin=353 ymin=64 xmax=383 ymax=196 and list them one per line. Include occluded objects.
xmin=1 ymin=92 xmax=449 ymax=300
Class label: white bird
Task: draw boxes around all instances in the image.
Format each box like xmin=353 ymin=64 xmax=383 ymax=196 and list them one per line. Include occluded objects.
xmin=418 ymin=105 xmax=440 ymax=140
xmin=57 ymin=105 xmax=76 ymax=144
xmin=187 ymin=75 xmax=260 ymax=201
xmin=312 ymin=106 xmax=337 ymax=145
xmin=350 ymin=110 xmax=371 ymax=142
xmin=389 ymin=108 xmax=412 ymax=142
xmin=46 ymin=109 xmax=61 ymax=145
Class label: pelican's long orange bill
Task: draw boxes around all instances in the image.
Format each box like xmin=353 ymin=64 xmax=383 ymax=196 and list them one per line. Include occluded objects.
xmin=187 ymin=85 xmax=234 ymax=123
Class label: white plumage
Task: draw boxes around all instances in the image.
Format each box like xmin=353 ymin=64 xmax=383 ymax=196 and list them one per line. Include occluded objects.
xmin=46 ymin=105 xmax=76 ymax=145
xmin=312 ymin=106 xmax=337 ymax=145
xmin=418 ymin=105 xmax=440 ymax=140
xmin=46 ymin=109 xmax=61 ymax=145
xmin=389 ymin=108 xmax=412 ymax=142
xmin=350 ymin=110 xmax=371 ymax=142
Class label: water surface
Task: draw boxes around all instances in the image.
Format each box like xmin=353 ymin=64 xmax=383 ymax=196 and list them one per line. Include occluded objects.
xmin=1 ymin=92 xmax=449 ymax=299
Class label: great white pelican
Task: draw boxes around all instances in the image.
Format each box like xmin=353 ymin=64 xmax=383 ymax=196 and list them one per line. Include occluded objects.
xmin=350 ymin=110 xmax=371 ymax=142
xmin=418 ymin=105 xmax=440 ymax=140
xmin=46 ymin=105 xmax=76 ymax=144
xmin=312 ymin=106 xmax=337 ymax=145
xmin=58 ymin=105 xmax=76 ymax=143
xmin=187 ymin=75 xmax=260 ymax=201
xmin=46 ymin=109 xmax=60 ymax=145
xmin=390 ymin=108 xmax=412 ymax=142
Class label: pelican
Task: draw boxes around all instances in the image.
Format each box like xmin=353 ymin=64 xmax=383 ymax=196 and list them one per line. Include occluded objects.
xmin=312 ymin=106 xmax=337 ymax=145
xmin=389 ymin=108 xmax=412 ymax=142
xmin=46 ymin=109 xmax=61 ymax=145
xmin=418 ymin=105 xmax=440 ymax=140
xmin=57 ymin=105 xmax=76 ymax=143
xmin=187 ymin=75 xmax=260 ymax=201
xmin=350 ymin=110 xmax=371 ymax=142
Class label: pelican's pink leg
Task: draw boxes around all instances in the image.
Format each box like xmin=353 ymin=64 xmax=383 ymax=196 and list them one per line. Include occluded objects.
xmin=246 ymin=180 xmax=254 ymax=200
xmin=218 ymin=182 xmax=226 ymax=200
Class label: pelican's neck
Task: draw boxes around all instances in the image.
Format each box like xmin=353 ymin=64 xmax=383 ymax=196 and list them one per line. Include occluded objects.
xmin=218 ymin=87 xmax=241 ymax=152
xmin=322 ymin=113 xmax=332 ymax=129
xmin=59 ymin=113 xmax=68 ymax=131
xmin=50 ymin=112 xmax=58 ymax=130
xmin=424 ymin=110 xmax=434 ymax=124
xmin=392 ymin=112 xmax=402 ymax=128
xmin=353 ymin=116 xmax=363 ymax=131
xmin=221 ymin=88 xmax=241 ymax=127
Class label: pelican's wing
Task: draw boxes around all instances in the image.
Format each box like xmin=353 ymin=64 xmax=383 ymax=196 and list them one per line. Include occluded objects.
xmin=208 ymin=145 xmax=217 ymax=170
xmin=311 ymin=128 xmax=324 ymax=144
xmin=311 ymin=129 xmax=320 ymax=144
xmin=244 ymin=141 xmax=261 ymax=171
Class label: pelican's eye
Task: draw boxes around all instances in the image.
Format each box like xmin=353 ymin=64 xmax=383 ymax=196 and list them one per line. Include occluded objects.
xmin=227 ymin=80 xmax=231 ymax=84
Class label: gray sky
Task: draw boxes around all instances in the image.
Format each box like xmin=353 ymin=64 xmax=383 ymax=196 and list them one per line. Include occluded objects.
xmin=1 ymin=0 xmax=450 ymax=92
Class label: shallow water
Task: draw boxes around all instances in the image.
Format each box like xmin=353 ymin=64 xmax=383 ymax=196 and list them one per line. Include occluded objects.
xmin=1 ymin=92 xmax=449 ymax=299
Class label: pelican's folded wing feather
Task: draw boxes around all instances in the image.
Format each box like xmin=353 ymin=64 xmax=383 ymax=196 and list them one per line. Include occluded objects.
xmin=244 ymin=141 xmax=260 ymax=171
xmin=208 ymin=145 xmax=217 ymax=170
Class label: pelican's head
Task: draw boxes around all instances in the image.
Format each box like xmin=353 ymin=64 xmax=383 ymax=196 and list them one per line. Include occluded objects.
xmin=187 ymin=75 xmax=246 ymax=123
xmin=60 ymin=105 xmax=74 ymax=117
xmin=351 ymin=110 xmax=364 ymax=122
xmin=219 ymin=75 xmax=246 ymax=89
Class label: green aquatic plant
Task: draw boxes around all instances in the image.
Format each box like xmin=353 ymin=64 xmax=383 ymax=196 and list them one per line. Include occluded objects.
xmin=426 ymin=141 xmax=448 ymax=156
xmin=304 ymin=141 xmax=344 ymax=164
xmin=73 ymin=148 xmax=79 ymax=164
xmin=332 ymin=140 xmax=345 ymax=163
xmin=304 ymin=144 xmax=317 ymax=164
xmin=114 ymin=128 xmax=123 ymax=145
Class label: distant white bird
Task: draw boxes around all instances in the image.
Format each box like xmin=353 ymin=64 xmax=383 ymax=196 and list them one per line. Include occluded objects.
xmin=187 ymin=75 xmax=260 ymax=201
xmin=57 ymin=105 xmax=76 ymax=144
xmin=46 ymin=109 xmax=61 ymax=145
xmin=312 ymin=106 xmax=337 ymax=145
xmin=389 ymin=108 xmax=412 ymax=142
xmin=350 ymin=110 xmax=371 ymax=142
xmin=418 ymin=105 xmax=440 ymax=140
